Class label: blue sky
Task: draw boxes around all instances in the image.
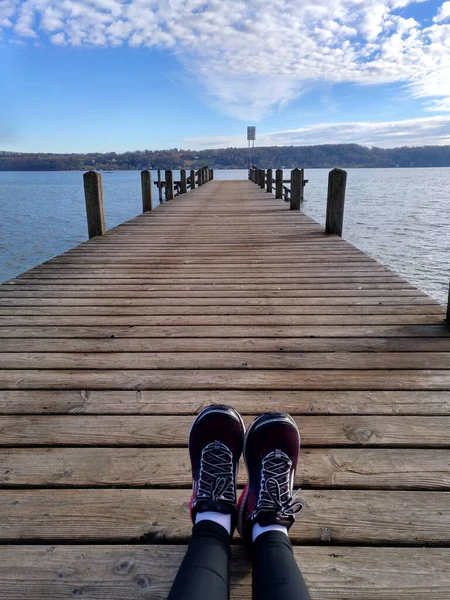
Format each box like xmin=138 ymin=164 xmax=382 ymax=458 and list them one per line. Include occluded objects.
xmin=1 ymin=0 xmax=450 ymax=152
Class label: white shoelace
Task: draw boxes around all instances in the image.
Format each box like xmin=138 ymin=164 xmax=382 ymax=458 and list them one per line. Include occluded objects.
xmin=254 ymin=449 xmax=303 ymax=518
xmin=197 ymin=440 xmax=235 ymax=503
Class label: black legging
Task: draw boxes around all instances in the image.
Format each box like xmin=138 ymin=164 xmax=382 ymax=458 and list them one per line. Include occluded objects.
xmin=168 ymin=520 xmax=311 ymax=600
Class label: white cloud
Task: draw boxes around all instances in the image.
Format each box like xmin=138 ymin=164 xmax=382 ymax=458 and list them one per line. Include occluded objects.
xmin=434 ymin=1 xmax=450 ymax=23
xmin=50 ymin=31 xmax=67 ymax=45
xmin=0 ymin=0 xmax=18 ymax=27
xmin=2 ymin=0 xmax=450 ymax=121
xmin=426 ymin=98 xmax=450 ymax=112
xmin=183 ymin=115 xmax=450 ymax=148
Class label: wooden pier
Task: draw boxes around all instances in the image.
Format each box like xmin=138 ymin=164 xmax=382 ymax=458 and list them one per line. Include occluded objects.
xmin=0 ymin=177 xmax=449 ymax=598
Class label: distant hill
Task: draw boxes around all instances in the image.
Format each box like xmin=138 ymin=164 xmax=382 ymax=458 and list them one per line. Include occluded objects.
xmin=2 ymin=144 xmax=450 ymax=170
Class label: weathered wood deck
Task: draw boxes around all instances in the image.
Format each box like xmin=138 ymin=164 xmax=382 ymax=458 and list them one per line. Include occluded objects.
xmin=0 ymin=179 xmax=449 ymax=598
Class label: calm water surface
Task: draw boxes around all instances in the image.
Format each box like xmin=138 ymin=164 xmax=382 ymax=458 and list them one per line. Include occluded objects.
xmin=0 ymin=168 xmax=449 ymax=303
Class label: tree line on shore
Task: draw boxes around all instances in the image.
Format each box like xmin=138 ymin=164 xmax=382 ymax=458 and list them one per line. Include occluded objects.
xmin=1 ymin=143 xmax=450 ymax=171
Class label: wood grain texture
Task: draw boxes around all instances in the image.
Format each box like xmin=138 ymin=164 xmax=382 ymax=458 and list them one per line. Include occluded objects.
xmin=4 ymin=336 xmax=450 ymax=353
xmin=3 ymin=314 xmax=441 ymax=326
xmin=2 ymin=351 xmax=450 ymax=369
xmin=0 ymin=295 xmax=439 ymax=305
xmin=1 ymin=389 xmax=448 ymax=415
xmin=0 ymin=545 xmax=448 ymax=599
xmin=2 ymin=324 xmax=448 ymax=339
xmin=0 ymin=447 xmax=448 ymax=489
xmin=0 ymin=305 xmax=443 ymax=315
xmin=0 ymin=488 xmax=448 ymax=543
xmin=2 ymin=368 xmax=450 ymax=389
xmin=0 ymin=415 xmax=448 ymax=447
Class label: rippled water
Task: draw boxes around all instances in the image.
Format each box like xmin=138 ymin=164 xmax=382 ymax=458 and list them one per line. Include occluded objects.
xmin=0 ymin=168 xmax=449 ymax=304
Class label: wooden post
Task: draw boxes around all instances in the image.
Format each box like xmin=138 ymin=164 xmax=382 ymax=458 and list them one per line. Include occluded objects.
xmin=180 ymin=169 xmax=187 ymax=194
xmin=157 ymin=170 xmax=163 ymax=204
xmin=290 ymin=168 xmax=302 ymax=210
xmin=447 ymin=289 xmax=450 ymax=325
xmin=165 ymin=169 xmax=174 ymax=201
xmin=259 ymin=169 xmax=265 ymax=188
xmin=300 ymin=168 xmax=305 ymax=204
xmin=325 ymin=168 xmax=347 ymax=236
xmin=83 ymin=171 xmax=106 ymax=239
xmin=266 ymin=168 xmax=273 ymax=193
xmin=275 ymin=169 xmax=283 ymax=199
xmin=203 ymin=167 xmax=207 ymax=184
xmin=210 ymin=169 xmax=214 ymax=181
xmin=197 ymin=169 xmax=202 ymax=187
xmin=190 ymin=169 xmax=195 ymax=190
xmin=141 ymin=170 xmax=153 ymax=212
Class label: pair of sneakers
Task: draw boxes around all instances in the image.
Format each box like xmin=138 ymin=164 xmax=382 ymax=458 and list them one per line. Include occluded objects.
xmin=189 ymin=404 xmax=303 ymax=542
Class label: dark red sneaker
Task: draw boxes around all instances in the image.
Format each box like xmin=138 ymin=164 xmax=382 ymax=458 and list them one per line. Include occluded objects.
xmin=237 ymin=412 xmax=302 ymax=543
xmin=189 ymin=404 xmax=245 ymax=529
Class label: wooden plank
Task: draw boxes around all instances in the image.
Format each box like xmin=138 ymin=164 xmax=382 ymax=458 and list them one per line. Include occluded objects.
xmin=0 ymin=488 xmax=448 ymax=543
xmin=1 ymin=324 xmax=448 ymax=339
xmin=0 ymin=545 xmax=448 ymax=599
xmin=2 ymin=368 xmax=450 ymax=390
xmin=0 ymin=416 xmax=448 ymax=447
xmin=0 ymin=287 xmax=425 ymax=298
xmin=21 ymin=267 xmax=395 ymax=277
xmin=27 ymin=260 xmax=390 ymax=269
xmin=52 ymin=254 xmax=387 ymax=262
xmin=0 ymin=305 xmax=443 ymax=316
xmin=4 ymin=336 xmax=450 ymax=354
xmin=0 ymin=389 xmax=448 ymax=415
xmin=0 ymin=296 xmax=438 ymax=306
xmin=47 ymin=254 xmax=374 ymax=264
xmin=13 ymin=263 xmax=397 ymax=272
xmin=23 ymin=265 xmax=392 ymax=274
xmin=0 ymin=283 xmax=418 ymax=292
xmin=0 ymin=447 xmax=448 ymax=490
xmin=0 ymin=314 xmax=444 ymax=326
xmin=2 ymin=351 xmax=450 ymax=370
xmin=9 ymin=278 xmax=407 ymax=287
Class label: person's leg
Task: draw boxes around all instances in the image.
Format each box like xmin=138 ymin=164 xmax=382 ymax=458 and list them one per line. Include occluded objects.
xmin=168 ymin=404 xmax=245 ymax=600
xmin=168 ymin=520 xmax=230 ymax=600
xmin=238 ymin=412 xmax=312 ymax=600
xmin=251 ymin=531 xmax=311 ymax=600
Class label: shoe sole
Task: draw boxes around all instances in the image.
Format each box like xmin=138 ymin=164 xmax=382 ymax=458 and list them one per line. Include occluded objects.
xmin=237 ymin=412 xmax=300 ymax=539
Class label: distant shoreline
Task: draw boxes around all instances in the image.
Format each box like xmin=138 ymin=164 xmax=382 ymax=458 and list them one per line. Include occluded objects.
xmin=2 ymin=143 xmax=450 ymax=170
xmin=1 ymin=165 xmax=450 ymax=172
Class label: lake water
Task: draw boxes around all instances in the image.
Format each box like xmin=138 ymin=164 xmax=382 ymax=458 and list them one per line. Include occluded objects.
xmin=0 ymin=168 xmax=449 ymax=304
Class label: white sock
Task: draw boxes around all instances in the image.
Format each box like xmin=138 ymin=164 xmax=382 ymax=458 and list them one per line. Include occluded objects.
xmin=195 ymin=511 xmax=231 ymax=535
xmin=252 ymin=523 xmax=288 ymax=542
